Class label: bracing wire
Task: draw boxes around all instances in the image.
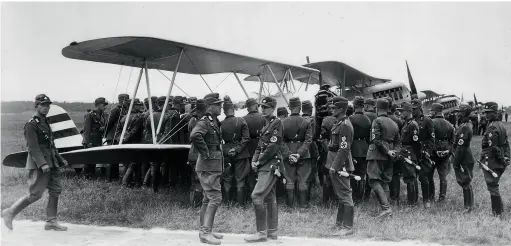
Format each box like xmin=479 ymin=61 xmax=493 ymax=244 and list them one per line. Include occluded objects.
xmin=184 ymin=52 xmax=213 ymax=93
xmin=213 ymin=73 xmax=232 ymax=90
xmin=157 ymin=108 xmax=197 ymax=144
xmin=156 ymin=69 xmax=190 ymax=97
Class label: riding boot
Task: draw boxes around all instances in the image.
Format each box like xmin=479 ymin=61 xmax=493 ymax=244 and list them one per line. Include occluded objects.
xmin=298 ymin=190 xmax=309 ymax=208
xmin=322 ymin=185 xmax=331 ymax=204
xmin=420 ymin=180 xmax=431 ymax=208
xmin=491 ymin=195 xmax=503 ymax=216
xmin=390 ymin=176 xmax=400 ymax=201
xmin=286 ymin=189 xmax=295 ymax=208
xmin=462 ymin=186 xmax=473 ymax=213
xmin=341 ymin=205 xmax=354 ymax=235
xmin=413 ymin=179 xmax=419 ymax=204
xmin=244 ymin=203 xmax=268 ymax=242
xmin=307 ymin=182 xmax=313 ymax=203
xmin=222 ymin=186 xmax=232 ymax=205
xmin=151 ymin=164 xmax=160 ymax=193
xmin=372 ymin=181 xmax=392 ymax=218
xmin=122 ymin=164 xmax=134 ymax=186
xmin=199 ymin=205 xmax=221 ymax=245
xmin=1 ymin=195 xmax=33 ymax=230
xmin=428 ymin=173 xmax=435 ymax=202
xmin=335 ymin=203 xmax=345 ymax=227
xmin=438 ymin=181 xmax=447 ymax=202
xmin=406 ymin=183 xmax=417 ymax=207
xmin=236 ymin=187 xmax=246 ymax=207
xmin=350 ymin=178 xmax=359 ymax=202
xmin=267 ymin=200 xmax=278 ymax=240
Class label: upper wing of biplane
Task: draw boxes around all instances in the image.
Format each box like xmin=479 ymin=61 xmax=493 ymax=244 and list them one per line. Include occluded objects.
xmin=62 ymin=36 xmax=319 ymax=82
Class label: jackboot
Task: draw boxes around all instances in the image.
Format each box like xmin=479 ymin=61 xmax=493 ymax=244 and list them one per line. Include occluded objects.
xmin=151 ymin=164 xmax=160 ymax=193
xmin=1 ymin=195 xmax=33 ymax=230
xmin=406 ymin=183 xmax=417 ymax=207
xmin=244 ymin=203 xmax=268 ymax=242
xmin=373 ymin=184 xmax=392 ymax=218
xmin=462 ymin=186 xmax=473 ymax=214
xmin=45 ymin=221 xmax=68 ymax=231
xmin=428 ymin=174 xmax=435 ymax=202
xmin=285 ymin=189 xmax=295 ymax=208
xmin=298 ymin=190 xmax=309 ymax=208
xmin=491 ymin=195 xmax=503 ymax=216
xmin=236 ymin=187 xmax=246 ymax=207
xmin=199 ymin=202 xmax=223 ymax=240
xmin=322 ymin=185 xmax=331 ymax=205
xmin=438 ymin=181 xmax=447 ymax=202
xmin=335 ymin=203 xmax=345 ymax=227
xmin=267 ymin=200 xmax=278 ymax=240
xmin=339 ymin=205 xmax=354 ymax=236
xmin=222 ymin=186 xmax=232 ymax=205
xmin=389 ymin=176 xmax=401 ymax=201
xmin=200 ymin=205 xmax=221 ymax=244
xmin=421 ymin=182 xmax=431 ymax=208
xmin=413 ymin=179 xmax=419 ymax=204
xmin=199 ymin=226 xmax=221 ymax=245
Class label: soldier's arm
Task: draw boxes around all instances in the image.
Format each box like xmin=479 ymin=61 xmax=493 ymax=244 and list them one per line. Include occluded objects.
xmin=105 ymin=108 xmax=119 ymax=133
xmin=83 ymin=113 xmax=92 ymax=145
xmin=297 ymin=121 xmax=313 ymax=158
xmin=394 ymin=128 xmax=402 ymax=154
xmin=257 ymin=120 xmax=283 ymax=164
xmin=423 ymin=118 xmax=435 ymax=156
xmin=486 ymin=127 xmax=505 ymax=162
xmin=190 ymin=120 xmax=210 ymax=158
xmin=371 ymin=120 xmax=390 ymax=154
xmin=233 ymin=118 xmax=250 ymax=154
xmin=331 ymin=124 xmax=352 ymax=171
xmin=24 ymin=122 xmax=47 ymax=168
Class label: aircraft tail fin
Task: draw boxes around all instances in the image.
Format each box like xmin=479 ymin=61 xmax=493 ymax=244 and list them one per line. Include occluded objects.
xmin=47 ymin=104 xmax=84 ymax=150
xmin=406 ymin=60 xmax=418 ymax=95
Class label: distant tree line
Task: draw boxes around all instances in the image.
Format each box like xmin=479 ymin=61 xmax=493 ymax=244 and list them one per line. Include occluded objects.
xmin=1 ymin=101 xmax=91 ymax=114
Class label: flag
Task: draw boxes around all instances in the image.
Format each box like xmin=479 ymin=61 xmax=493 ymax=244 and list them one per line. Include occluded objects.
xmin=406 ymin=61 xmax=418 ymax=95
xmin=473 ymin=93 xmax=478 ymax=105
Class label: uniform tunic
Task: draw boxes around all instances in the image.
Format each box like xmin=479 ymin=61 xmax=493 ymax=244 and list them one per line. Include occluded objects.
xmin=221 ymin=115 xmax=251 ymax=188
xmin=416 ymin=115 xmax=435 ymax=173
xmin=481 ymin=120 xmax=510 ymax=194
xmin=453 ymin=122 xmax=474 ymax=188
xmin=366 ymin=114 xmax=401 ymax=182
xmin=349 ymin=112 xmax=371 ymax=178
xmin=399 ymin=118 xmax=420 ymax=182
xmin=82 ymin=109 xmax=106 ymax=147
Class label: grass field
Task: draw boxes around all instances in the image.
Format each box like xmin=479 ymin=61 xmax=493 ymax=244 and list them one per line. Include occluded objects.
xmin=1 ymin=111 xmax=510 ymax=245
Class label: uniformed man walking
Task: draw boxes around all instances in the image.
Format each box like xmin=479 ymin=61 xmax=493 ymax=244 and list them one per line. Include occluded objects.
xmin=244 ymin=97 xmax=282 ymax=242
xmin=281 ymin=97 xmax=313 ymax=208
xmin=104 ymin=93 xmax=130 ymax=181
xmin=348 ymin=96 xmax=371 ymax=204
xmin=302 ymin=100 xmax=319 ymax=202
xmin=320 ymin=98 xmax=338 ymax=204
xmin=188 ymin=99 xmax=207 ymax=206
xmin=480 ymin=102 xmax=510 ymax=216
xmin=243 ymin=98 xmax=267 ymax=201
xmin=327 ymin=96 xmax=355 ymax=236
xmin=452 ymin=104 xmax=475 ymax=213
xmin=366 ymin=98 xmax=401 ymax=218
xmin=221 ymin=96 xmax=251 ymax=206
xmin=2 ymin=94 xmax=68 ymax=231
xmin=190 ymin=93 xmax=224 ymax=245
xmin=82 ymin=97 xmax=108 ymax=178
xmin=429 ymin=103 xmax=454 ymax=202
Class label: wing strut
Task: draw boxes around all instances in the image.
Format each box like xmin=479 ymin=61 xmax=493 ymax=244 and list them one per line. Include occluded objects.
xmin=233 ymin=72 xmax=250 ymax=99
xmin=257 ymin=76 xmax=263 ymax=102
xmin=144 ymin=62 xmax=157 ymax=144
xmin=120 ymin=67 xmax=144 ymax=144
xmin=305 ymin=73 xmax=312 ymax=91
xmin=288 ymin=69 xmax=297 ymax=92
xmin=266 ymin=64 xmax=289 ymax=106
xmin=157 ymin=49 xmax=184 ymax=135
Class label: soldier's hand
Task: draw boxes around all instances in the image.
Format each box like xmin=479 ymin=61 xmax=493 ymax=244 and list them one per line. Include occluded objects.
xmin=61 ymin=159 xmax=69 ymax=167
xmin=228 ymin=149 xmax=237 ymax=157
xmin=387 ymin=150 xmax=397 ymax=158
xmin=41 ymin=164 xmax=50 ymax=173
xmin=251 ymin=162 xmax=259 ymax=172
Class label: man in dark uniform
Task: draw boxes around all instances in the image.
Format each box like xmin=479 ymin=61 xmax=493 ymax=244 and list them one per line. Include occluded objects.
xmin=244 ymin=97 xmax=282 ymax=242
xmin=363 ymin=98 xmax=377 ymax=200
xmin=116 ymin=99 xmax=144 ymax=187
xmin=141 ymin=97 xmax=158 ymax=186
xmin=480 ymin=102 xmax=510 ymax=216
xmin=243 ymin=98 xmax=267 ymax=201
xmin=396 ymin=102 xmax=420 ymax=209
xmin=470 ymin=112 xmax=479 ymax=135
xmin=161 ymin=96 xmax=183 ymax=187
xmin=453 ymin=104 xmax=475 ymax=213
xmin=411 ymin=99 xmax=434 ymax=208
xmin=302 ymin=100 xmax=319 ymax=202
xmin=281 ymin=97 xmax=313 ymax=208
xmin=2 ymin=94 xmax=68 ymax=231
xmin=386 ymin=98 xmax=404 ymax=205
xmin=277 ymin=107 xmax=288 ymax=119
xmin=190 ymin=93 xmax=225 ymax=245
xmin=348 ymin=96 xmax=371 ymax=204
xmin=187 ymin=99 xmax=207 ymax=206
xmin=366 ymin=98 xmax=400 ymax=218
xmin=82 ymin=97 xmax=108 ymax=178
xmin=479 ymin=113 xmax=487 ymax=135
xmin=104 ymin=93 xmax=129 ymax=181
xmin=327 ymin=96 xmax=355 ymax=236
xmin=505 ymin=112 xmax=508 ymax=122
xmin=320 ymin=98 xmax=338 ymax=204
xmin=430 ymin=103 xmax=454 ymax=202
xmin=221 ymin=96 xmax=251 ymax=206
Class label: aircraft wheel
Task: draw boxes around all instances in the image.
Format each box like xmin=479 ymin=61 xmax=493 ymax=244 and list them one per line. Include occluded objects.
xmin=74 ymin=168 xmax=83 ymax=175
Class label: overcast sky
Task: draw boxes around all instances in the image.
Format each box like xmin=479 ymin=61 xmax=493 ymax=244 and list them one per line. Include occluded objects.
xmin=2 ymin=2 xmax=511 ymax=106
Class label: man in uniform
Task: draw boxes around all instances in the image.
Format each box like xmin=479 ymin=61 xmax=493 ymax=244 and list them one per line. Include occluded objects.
xmin=480 ymin=102 xmax=510 ymax=216
xmin=348 ymin=96 xmax=371 ymax=204
xmin=363 ymin=98 xmax=377 ymax=200
xmin=452 ymin=104 xmax=475 ymax=213
xmin=320 ymin=98 xmax=338 ymax=204
xmin=505 ymin=112 xmax=508 ymax=122
xmin=281 ymin=97 xmax=313 ymax=208
xmin=396 ymin=102 xmax=420 ymax=208
xmin=277 ymin=107 xmax=288 ymax=119
xmin=162 ymin=96 xmax=183 ymax=187
xmin=2 ymin=94 xmax=68 ymax=231
xmin=141 ymin=97 xmax=158 ymax=185
xmin=82 ymin=97 xmax=108 ymax=178
xmin=187 ymin=99 xmax=207 ymax=206
xmin=366 ymin=98 xmax=400 ymax=218
xmin=411 ymin=99 xmax=434 ymax=208
xmin=302 ymin=100 xmax=319 ymax=202
xmin=243 ymin=98 xmax=267 ymax=201
xmin=190 ymin=93 xmax=224 ymax=245
xmin=104 ymin=93 xmax=129 ymax=181
xmin=429 ymin=103 xmax=454 ymax=203
xmin=244 ymin=97 xmax=282 ymax=242
xmin=116 ymin=99 xmax=144 ymax=187
xmin=386 ymin=98 xmax=404 ymax=204
xmin=220 ymin=96 xmax=251 ymax=206
xmin=327 ymin=96 xmax=355 ymax=236
xmin=470 ymin=112 xmax=479 ymax=135
xmin=479 ymin=112 xmax=487 ymax=135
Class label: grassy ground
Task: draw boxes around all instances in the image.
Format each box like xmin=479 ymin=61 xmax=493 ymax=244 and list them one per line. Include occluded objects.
xmin=1 ymin=112 xmax=510 ymax=245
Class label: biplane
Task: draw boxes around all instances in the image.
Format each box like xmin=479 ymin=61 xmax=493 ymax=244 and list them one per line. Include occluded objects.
xmin=2 ymin=36 xmax=319 ymax=168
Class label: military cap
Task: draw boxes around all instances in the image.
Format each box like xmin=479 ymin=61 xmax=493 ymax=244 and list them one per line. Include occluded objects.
xmin=320 ymin=84 xmax=331 ymax=91
xmin=331 ymin=96 xmax=349 ymax=109
xmin=188 ymin=97 xmax=198 ymax=104
xmin=196 ymin=99 xmax=206 ymax=111
xmin=173 ymin=96 xmax=185 ymax=105
xmin=157 ymin=96 xmax=167 ymax=103
xmin=277 ymin=107 xmax=288 ymax=116
xmin=133 ymin=98 xmax=143 ymax=106
xmin=364 ymin=98 xmax=376 ymax=106
xmin=456 ymin=103 xmax=473 ymax=113
xmin=430 ymin=103 xmax=443 ymax=112
xmin=353 ymin=96 xmax=365 ymax=107
xmin=223 ymin=95 xmax=234 ymax=110
xmin=411 ymin=99 xmax=422 ymax=109
xmin=94 ymin=97 xmax=108 ymax=105
xmin=289 ymin=97 xmax=301 ymax=108
xmin=260 ymin=97 xmax=277 ymax=108
xmin=483 ymin=102 xmax=499 ymax=112
xmin=347 ymin=105 xmax=354 ymax=115
xmin=302 ymin=100 xmax=313 ymax=111
xmin=397 ymin=101 xmax=413 ymax=112
xmin=376 ymin=98 xmax=390 ymax=110
xmin=34 ymin=94 xmax=52 ymax=105
xmin=118 ymin=93 xmax=129 ymax=101
xmin=203 ymin=93 xmax=223 ymax=105
xmin=245 ymin=98 xmax=258 ymax=108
